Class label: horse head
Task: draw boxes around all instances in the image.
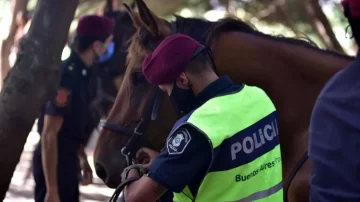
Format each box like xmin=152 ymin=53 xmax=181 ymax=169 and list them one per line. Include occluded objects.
xmin=90 ymin=8 xmax=138 ymax=118
xmin=93 ymin=56 xmax=178 ymax=187
xmin=93 ymin=1 xmax=177 ymax=187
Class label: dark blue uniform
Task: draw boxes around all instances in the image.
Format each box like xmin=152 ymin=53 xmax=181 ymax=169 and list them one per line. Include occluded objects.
xmin=147 ymin=76 xmax=242 ymax=197
xmin=33 ymin=51 xmax=93 ymax=202
xmin=309 ymin=53 xmax=360 ymax=201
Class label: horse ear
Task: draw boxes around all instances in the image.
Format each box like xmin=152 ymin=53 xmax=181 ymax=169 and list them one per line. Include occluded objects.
xmin=123 ymin=3 xmax=142 ymax=28
xmin=135 ymin=0 xmax=160 ymax=36
xmin=130 ymin=1 xmax=136 ymax=9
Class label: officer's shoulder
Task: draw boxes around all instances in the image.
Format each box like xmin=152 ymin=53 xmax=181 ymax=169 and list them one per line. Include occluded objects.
xmin=167 ymin=124 xmax=208 ymax=155
xmin=60 ymin=59 xmax=76 ymax=77
xmin=176 ymin=123 xmax=202 ymax=135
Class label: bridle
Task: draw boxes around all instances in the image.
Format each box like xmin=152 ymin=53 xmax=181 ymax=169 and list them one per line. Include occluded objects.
xmin=105 ymin=21 xmax=182 ymax=202
xmin=101 ymin=87 xmax=163 ymax=166
xmin=100 ymin=21 xmax=179 ymax=168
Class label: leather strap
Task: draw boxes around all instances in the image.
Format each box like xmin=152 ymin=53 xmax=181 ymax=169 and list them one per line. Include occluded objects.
xmin=108 ymin=177 xmax=141 ymax=202
xmin=283 ymin=151 xmax=308 ymax=202
xmin=124 ymin=165 xmax=146 ymax=179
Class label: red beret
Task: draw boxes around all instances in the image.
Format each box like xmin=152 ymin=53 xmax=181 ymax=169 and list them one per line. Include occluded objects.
xmin=342 ymin=0 xmax=360 ymax=18
xmin=142 ymin=34 xmax=204 ymax=85
xmin=76 ymin=15 xmax=115 ymax=37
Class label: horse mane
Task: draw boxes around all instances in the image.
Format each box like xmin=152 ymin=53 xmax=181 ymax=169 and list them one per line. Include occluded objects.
xmin=126 ymin=15 xmax=355 ymax=77
xmin=206 ymin=16 xmax=355 ymax=60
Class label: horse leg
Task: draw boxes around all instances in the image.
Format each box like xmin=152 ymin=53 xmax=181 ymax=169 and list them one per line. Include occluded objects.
xmin=288 ymin=159 xmax=312 ymax=202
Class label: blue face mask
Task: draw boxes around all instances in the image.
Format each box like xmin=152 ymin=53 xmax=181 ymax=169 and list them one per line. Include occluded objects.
xmin=97 ymin=42 xmax=115 ymax=64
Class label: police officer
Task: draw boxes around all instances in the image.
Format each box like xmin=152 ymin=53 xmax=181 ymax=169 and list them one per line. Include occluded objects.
xmin=120 ymin=34 xmax=283 ymax=202
xmin=32 ymin=15 xmax=114 ymax=202
xmin=309 ymin=1 xmax=360 ymax=201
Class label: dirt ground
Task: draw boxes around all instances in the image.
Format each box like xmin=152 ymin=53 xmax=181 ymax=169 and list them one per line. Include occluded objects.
xmin=4 ymin=121 xmax=115 ymax=202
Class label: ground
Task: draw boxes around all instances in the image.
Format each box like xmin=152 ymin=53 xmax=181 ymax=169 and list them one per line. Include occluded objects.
xmin=4 ymin=121 xmax=114 ymax=202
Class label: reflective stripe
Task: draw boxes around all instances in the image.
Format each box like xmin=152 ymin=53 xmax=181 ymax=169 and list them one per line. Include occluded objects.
xmin=235 ymin=182 xmax=283 ymax=202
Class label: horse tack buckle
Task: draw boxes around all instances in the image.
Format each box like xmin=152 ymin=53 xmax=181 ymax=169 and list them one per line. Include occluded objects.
xmin=121 ymin=147 xmax=131 ymax=166
xmin=134 ymin=118 xmax=145 ymax=136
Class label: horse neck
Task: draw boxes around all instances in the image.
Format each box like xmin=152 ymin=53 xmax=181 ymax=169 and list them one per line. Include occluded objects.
xmin=212 ymin=31 xmax=353 ymax=157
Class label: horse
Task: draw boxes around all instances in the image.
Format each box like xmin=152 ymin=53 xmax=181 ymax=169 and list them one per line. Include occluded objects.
xmin=94 ymin=1 xmax=354 ymax=201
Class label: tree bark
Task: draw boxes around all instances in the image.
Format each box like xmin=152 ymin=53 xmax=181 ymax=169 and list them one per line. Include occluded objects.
xmin=0 ymin=0 xmax=29 ymax=89
xmin=310 ymin=0 xmax=344 ymax=53
xmin=0 ymin=0 xmax=78 ymax=199
xmin=305 ymin=0 xmax=344 ymax=53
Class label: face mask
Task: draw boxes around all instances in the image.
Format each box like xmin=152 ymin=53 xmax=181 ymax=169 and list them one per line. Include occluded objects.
xmin=170 ymin=83 xmax=195 ymax=114
xmin=97 ymin=42 xmax=115 ymax=64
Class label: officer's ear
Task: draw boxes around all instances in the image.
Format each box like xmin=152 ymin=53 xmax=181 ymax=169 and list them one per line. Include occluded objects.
xmin=176 ymin=73 xmax=190 ymax=89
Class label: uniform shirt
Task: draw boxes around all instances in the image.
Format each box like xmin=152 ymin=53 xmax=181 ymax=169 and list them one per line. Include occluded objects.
xmin=309 ymin=53 xmax=360 ymax=201
xmin=148 ymin=76 xmax=243 ymax=197
xmin=37 ymin=51 xmax=94 ymax=153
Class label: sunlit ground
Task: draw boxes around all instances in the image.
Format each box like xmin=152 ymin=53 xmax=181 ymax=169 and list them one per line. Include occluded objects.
xmin=4 ymin=121 xmax=115 ymax=202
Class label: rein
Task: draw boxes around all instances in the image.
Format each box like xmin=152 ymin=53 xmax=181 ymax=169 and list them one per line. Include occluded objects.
xmin=109 ymin=176 xmax=141 ymax=202
xmin=103 ymin=88 xmax=163 ymax=202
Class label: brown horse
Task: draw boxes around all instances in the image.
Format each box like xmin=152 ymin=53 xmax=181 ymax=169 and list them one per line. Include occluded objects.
xmin=94 ymin=1 xmax=354 ymax=201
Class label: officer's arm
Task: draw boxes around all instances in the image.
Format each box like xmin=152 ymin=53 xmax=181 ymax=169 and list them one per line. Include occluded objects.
xmin=41 ymin=71 xmax=73 ymax=193
xmin=124 ymin=125 xmax=212 ymax=202
xmin=124 ymin=176 xmax=167 ymax=202
xmin=41 ymin=115 xmax=63 ymax=192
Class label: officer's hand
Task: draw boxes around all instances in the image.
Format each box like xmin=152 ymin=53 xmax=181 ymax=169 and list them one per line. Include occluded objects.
xmin=45 ymin=190 xmax=61 ymax=202
xmin=80 ymin=157 xmax=93 ymax=186
xmin=135 ymin=147 xmax=159 ymax=168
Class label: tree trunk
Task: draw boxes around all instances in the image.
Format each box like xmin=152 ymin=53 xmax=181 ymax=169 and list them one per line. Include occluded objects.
xmin=309 ymin=0 xmax=344 ymax=53
xmin=305 ymin=0 xmax=344 ymax=53
xmin=0 ymin=0 xmax=78 ymax=199
xmin=0 ymin=0 xmax=29 ymax=89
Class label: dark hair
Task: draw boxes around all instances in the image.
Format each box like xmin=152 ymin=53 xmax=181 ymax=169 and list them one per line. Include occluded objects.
xmin=72 ymin=34 xmax=109 ymax=53
xmin=344 ymin=3 xmax=360 ymax=45
xmin=185 ymin=49 xmax=215 ymax=74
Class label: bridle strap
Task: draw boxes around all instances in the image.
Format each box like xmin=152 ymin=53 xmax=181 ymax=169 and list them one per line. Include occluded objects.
xmin=100 ymin=121 xmax=134 ymax=135
xmin=121 ymin=88 xmax=163 ymax=156
xmin=101 ymin=88 xmax=164 ymax=166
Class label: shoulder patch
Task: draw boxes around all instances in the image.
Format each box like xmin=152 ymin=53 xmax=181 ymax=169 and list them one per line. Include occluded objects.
xmin=55 ymin=88 xmax=70 ymax=107
xmin=167 ymin=128 xmax=191 ymax=155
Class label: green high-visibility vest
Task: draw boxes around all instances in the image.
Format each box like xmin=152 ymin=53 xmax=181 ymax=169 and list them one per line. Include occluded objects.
xmin=173 ymin=85 xmax=283 ymax=202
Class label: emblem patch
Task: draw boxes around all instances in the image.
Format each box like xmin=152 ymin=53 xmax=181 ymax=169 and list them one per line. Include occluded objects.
xmin=55 ymin=88 xmax=70 ymax=107
xmin=167 ymin=128 xmax=191 ymax=155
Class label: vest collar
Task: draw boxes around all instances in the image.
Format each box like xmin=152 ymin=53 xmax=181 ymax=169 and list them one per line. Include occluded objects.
xmin=193 ymin=76 xmax=234 ymax=109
